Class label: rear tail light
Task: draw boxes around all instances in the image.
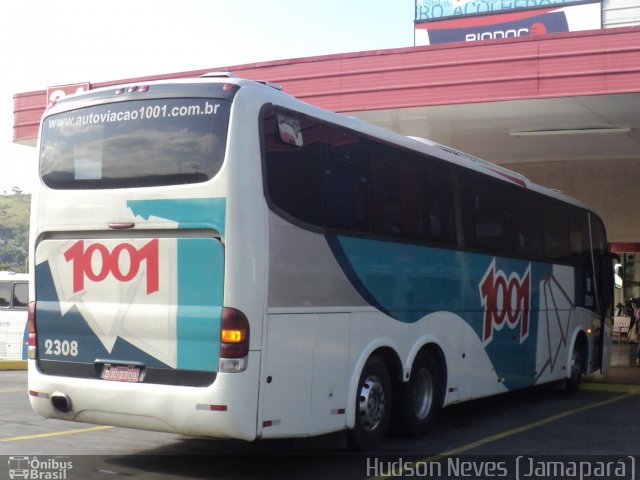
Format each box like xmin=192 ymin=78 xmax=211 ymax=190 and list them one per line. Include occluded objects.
xmin=27 ymin=301 xmax=37 ymax=359
xmin=219 ymin=307 xmax=249 ymax=373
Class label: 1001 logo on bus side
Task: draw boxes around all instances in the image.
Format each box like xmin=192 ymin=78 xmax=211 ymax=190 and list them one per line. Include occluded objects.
xmin=64 ymin=239 xmax=159 ymax=294
xmin=479 ymin=259 xmax=531 ymax=346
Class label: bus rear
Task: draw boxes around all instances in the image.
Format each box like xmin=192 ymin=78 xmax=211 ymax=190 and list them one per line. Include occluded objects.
xmin=28 ymin=78 xmax=265 ymax=439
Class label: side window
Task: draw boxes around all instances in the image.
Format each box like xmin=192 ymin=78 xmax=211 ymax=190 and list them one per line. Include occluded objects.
xmin=367 ymin=142 xmax=458 ymax=246
xmin=13 ymin=283 xmax=28 ymax=309
xmin=324 ymin=128 xmax=369 ymax=232
xmin=262 ymin=106 xmax=324 ymax=227
xmin=509 ymin=190 xmax=543 ymax=258
xmin=370 ymin=143 xmax=419 ymax=238
xmin=460 ymin=173 xmax=509 ymax=253
xmin=590 ymin=215 xmax=608 ymax=254
xmin=568 ymin=209 xmax=591 ymax=267
xmin=543 ymin=199 xmax=570 ymax=261
xmin=0 ymin=283 xmax=10 ymax=308
xmin=417 ymin=160 xmax=455 ymax=246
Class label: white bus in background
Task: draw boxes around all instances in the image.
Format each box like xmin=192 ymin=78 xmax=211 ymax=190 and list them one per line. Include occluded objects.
xmin=28 ymin=74 xmax=614 ymax=450
xmin=0 ymin=272 xmax=29 ymax=361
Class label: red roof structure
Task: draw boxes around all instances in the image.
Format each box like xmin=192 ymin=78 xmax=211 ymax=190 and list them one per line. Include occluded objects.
xmin=11 ymin=26 xmax=640 ymax=246
xmin=14 ymin=27 xmax=640 ymax=144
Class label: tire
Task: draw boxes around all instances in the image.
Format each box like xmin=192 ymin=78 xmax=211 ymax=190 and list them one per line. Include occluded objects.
xmin=565 ymin=344 xmax=583 ymax=392
xmin=348 ymin=355 xmax=392 ymax=451
xmin=398 ymin=350 xmax=442 ymax=437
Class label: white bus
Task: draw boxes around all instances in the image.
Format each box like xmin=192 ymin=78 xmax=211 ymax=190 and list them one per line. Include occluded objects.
xmin=0 ymin=271 xmax=29 ymax=361
xmin=28 ymin=74 xmax=613 ymax=450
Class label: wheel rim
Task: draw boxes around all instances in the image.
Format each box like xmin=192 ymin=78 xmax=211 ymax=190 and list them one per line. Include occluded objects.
xmin=411 ymin=368 xmax=434 ymax=420
xmin=358 ymin=375 xmax=386 ymax=432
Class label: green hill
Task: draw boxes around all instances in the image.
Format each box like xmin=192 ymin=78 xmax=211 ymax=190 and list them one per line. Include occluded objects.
xmin=0 ymin=193 xmax=30 ymax=273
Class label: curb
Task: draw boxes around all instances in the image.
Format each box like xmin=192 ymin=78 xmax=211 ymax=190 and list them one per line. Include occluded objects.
xmin=581 ymin=382 xmax=640 ymax=394
xmin=0 ymin=361 xmax=27 ymax=370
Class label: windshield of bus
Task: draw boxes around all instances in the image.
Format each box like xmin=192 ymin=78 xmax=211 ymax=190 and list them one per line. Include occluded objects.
xmin=40 ymin=98 xmax=231 ymax=189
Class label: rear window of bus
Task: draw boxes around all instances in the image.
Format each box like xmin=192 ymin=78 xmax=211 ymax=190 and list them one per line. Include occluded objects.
xmin=40 ymin=98 xmax=230 ymax=189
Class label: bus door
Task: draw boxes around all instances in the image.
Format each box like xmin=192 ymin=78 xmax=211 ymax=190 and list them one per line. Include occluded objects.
xmin=590 ymin=215 xmax=614 ymax=374
xmin=597 ymin=252 xmax=618 ymax=374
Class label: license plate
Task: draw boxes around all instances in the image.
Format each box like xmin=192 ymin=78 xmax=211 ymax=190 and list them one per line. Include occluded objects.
xmin=101 ymin=365 xmax=141 ymax=383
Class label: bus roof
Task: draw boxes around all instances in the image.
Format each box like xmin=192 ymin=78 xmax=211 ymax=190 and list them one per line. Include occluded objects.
xmin=0 ymin=271 xmax=29 ymax=281
xmin=44 ymin=74 xmax=594 ymax=213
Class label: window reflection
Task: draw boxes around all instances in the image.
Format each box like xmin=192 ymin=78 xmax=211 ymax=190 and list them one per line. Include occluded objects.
xmin=41 ymin=99 xmax=230 ymax=189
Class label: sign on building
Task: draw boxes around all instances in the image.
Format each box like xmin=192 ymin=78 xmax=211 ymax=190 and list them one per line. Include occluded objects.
xmin=415 ymin=2 xmax=602 ymax=45
xmin=47 ymin=82 xmax=90 ymax=104
xmin=416 ymin=0 xmax=592 ymax=21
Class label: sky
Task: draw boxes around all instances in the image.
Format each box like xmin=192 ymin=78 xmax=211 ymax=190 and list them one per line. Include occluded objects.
xmin=1 ymin=0 xmax=416 ymax=194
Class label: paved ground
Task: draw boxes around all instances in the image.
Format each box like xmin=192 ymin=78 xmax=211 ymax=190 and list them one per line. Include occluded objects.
xmin=587 ymin=338 xmax=640 ymax=384
xmin=1 ymin=339 xmax=638 ymax=479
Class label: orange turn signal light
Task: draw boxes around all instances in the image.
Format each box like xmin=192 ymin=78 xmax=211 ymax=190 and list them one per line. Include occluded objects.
xmin=221 ymin=329 xmax=245 ymax=343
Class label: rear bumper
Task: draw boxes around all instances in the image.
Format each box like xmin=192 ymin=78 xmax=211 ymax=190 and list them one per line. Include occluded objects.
xmin=28 ymin=351 xmax=261 ymax=441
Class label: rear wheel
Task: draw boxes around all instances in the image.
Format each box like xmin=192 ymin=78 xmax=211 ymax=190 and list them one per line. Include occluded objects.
xmin=348 ymin=355 xmax=392 ymax=450
xmin=398 ymin=350 xmax=442 ymax=437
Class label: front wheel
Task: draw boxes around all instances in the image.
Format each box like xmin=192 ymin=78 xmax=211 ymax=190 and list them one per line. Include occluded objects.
xmin=348 ymin=355 xmax=392 ymax=451
xmin=566 ymin=344 xmax=583 ymax=392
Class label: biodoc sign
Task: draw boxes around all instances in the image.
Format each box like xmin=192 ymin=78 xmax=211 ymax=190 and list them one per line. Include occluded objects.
xmin=415 ymin=2 xmax=601 ymax=45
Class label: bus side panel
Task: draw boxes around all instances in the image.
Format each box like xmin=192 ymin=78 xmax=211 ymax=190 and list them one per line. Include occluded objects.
xmin=259 ymin=313 xmax=349 ymax=438
xmin=330 ymin=235 xmax=552 ymax=391
xmin=347 ymin=310 xmax=510 ymax=406
xmin=266 ymin=214 xmax=367 ymax=309
xmin=533 ymin=264 xmax=599 ymax=384
xmin=335 ymin=236 xmax=602 ymax=392
xmin=0 ymin=306 xmax=28 ymax=361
